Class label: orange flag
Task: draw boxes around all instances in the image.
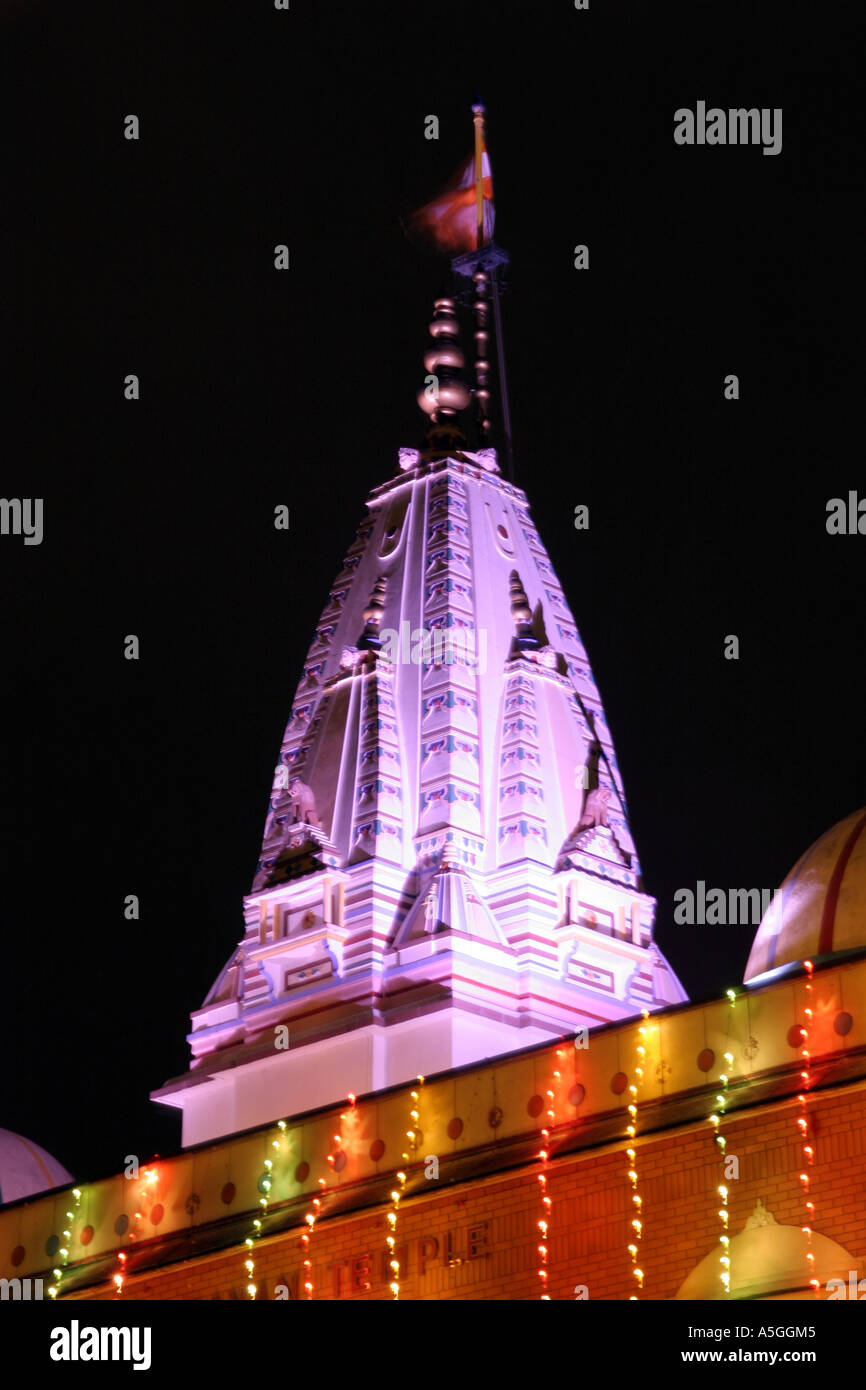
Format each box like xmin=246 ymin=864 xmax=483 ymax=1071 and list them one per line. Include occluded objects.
xmin=404 ymin=141 xmax=495 ymax=254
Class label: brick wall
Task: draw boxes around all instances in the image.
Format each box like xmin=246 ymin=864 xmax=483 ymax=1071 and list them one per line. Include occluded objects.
xmin=68 ymin=1085 xmax=866 ymax=1301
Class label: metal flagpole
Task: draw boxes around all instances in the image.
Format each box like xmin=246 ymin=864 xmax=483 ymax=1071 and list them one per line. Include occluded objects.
xmin=474 ymin=104 xmax=485 ymax=252
xmin=491 ymin=267 xmax=514 ymax=482
xmin=453 ymin=104 xmax=516 ymax=482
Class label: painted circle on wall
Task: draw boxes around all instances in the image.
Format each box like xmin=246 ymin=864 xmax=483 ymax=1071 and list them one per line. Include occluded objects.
xmin=611 ymin=1072 xmax=628 ymax=1095
xmin=447 ymin=1118 xmax=463 ymax=1140
xmin=150 ymin=1204 xmax=164 ymax=1226
xmin=221 ymin=1183 xmax=236 ymax=1205
xmin=114 ymin=1214 xmax=129 ymax=1236
xmin=333 ymin=1151 xmax=347 ymax=1174
xmin=528 ymin=1095 xmax=545 ymax=1118
xmin=787 ymin=1024 xmax=807 ymax=1048
xmin=369 ymin=1140 xmax=385 ymax=1162
xmin=568 ymin=1084 xmax=586 ymax=1108
xmin=45 ymin=1234 xmax=60 ymax=1257
xmin=697 ymin=1048 xmax=715 ymax=1072
xmin=488 ymin=1106 xmax=504 ymax=1129
xmin=294 ymin=1162 xmax=310 ymax=1183
xmin=80 ymin=1226 xmax=94 ymax=1247
xmin=11 ymin=1245 xmax=25 ymax=1267
xmin=834 ymin=1011 xmax=854 ymax=1036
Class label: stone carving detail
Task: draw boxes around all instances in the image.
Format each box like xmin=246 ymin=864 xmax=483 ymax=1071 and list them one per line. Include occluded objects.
xmin=289 ymin=779 xmax=319 ymax=827
xmin=578 ymin=786 xmax=611 ymax=829
xmin=424 ymin=889 xmax=438 ymax=934
xmin=744 ymin=1198 xmax=777 ymax=1230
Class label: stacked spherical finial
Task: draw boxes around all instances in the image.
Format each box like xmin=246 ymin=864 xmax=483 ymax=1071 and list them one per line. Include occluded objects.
xmin=509 ymin=570 xmax=540 ymax=653
xmin=509 ymin=570 xmax=532 ymax=623
xmin=358 ymin=574 xmax=387 ymax=651
xmin=472 ymin=268 xmax=492 ymax=438
xmin=418 ymin=298 xmax=471 ymax=420
xmin=362 ymin=574 xmax=387 ymax=629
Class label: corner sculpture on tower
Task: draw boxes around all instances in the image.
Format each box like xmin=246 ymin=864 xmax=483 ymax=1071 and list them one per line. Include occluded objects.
xmin=152 ymin=110 xmax=687 ymax=1147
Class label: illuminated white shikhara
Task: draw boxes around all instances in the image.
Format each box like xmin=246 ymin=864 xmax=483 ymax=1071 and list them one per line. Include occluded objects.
xmin=153 ymin=446 xmax=687 ymax=1146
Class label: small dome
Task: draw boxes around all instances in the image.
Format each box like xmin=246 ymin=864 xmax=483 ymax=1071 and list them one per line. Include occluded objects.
xmin=745 ymin=808 xmax=866 ymax=984
xmin=0 ymin=1129 xmax=73 ymax=1205
xmin=675 ymin=1201 xmax=859 ymax=1300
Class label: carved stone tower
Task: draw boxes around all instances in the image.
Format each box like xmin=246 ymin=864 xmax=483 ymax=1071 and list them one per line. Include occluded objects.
xmin=153 ymin=285 xmax=686 ymax=1146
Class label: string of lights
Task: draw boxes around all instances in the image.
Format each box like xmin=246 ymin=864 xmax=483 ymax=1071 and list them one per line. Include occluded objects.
xmin=536 ymin=1047 xmax=565 ymax=1300
xmin=129 ymin=1166 xmax=159 ymax=1251
xmin=46 ymin=1187 xmax=81 ymax=1300
xmin=387 ymin=1076 xmax=423 ymax=1299
xmin=707 ymin=988 xmax=737 ymax=1296
xmin=300 ymin=1178 xmax=326 ymax=1299
xmin=245 ymin=1118 xmax=287 ymax=1299
xmin=798 ymin=960 xmax=819 ymax=1295
xmin=625 ymin=1009 xmax=650 ymax=1299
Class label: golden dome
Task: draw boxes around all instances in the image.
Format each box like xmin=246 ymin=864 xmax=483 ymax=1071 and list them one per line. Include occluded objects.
xmin=745 ymin=808 xmax=866 ymax=983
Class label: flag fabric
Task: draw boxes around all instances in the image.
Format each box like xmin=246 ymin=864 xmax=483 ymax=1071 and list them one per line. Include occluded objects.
xmin=404 ymin=143 xmax=495 ymax=254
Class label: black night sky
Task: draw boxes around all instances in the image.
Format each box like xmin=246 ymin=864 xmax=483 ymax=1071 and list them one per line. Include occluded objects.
xmin=0 ymin=0 xmax=862 ymax=1186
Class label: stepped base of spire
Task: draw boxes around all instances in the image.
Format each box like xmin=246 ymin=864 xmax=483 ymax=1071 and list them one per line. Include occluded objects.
xmin=153 ymin=974 xmax=662 ymax=1147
